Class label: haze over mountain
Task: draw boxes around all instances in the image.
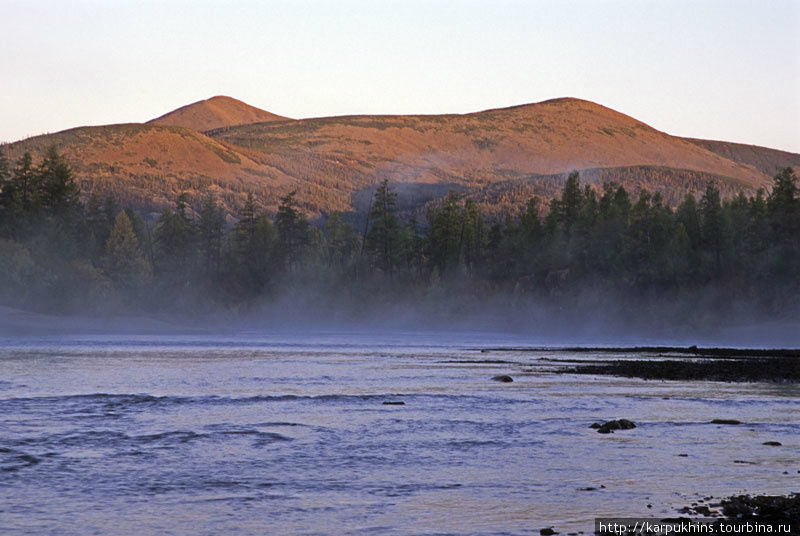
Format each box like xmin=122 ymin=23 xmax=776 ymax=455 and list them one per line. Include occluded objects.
xmin=4 ymin=96 xmax=798 ymax=219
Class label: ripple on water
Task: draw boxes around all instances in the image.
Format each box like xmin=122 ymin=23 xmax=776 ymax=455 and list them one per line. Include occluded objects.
xmin=0 ymin=340 xmax=797 ymax=535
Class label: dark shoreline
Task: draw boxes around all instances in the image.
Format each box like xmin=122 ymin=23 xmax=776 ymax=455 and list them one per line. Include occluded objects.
xmin=479 ymin=346 xmax=800 ymax=358
xmin=672 ymin=493 xmax=800 ymax=532
xmin=561 ymin=356 xmax=800 ymax=382
xmin=474 ymin=346 xmax=800 ymax=382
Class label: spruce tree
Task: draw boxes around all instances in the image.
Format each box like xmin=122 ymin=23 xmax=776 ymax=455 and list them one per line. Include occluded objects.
xmin=275 ymin=191 xmax=311 ymax=271
xmin=365 ymin=179 xmax=399 ymax=277
xmin=198 ymin=192 xmax=225 ymax=278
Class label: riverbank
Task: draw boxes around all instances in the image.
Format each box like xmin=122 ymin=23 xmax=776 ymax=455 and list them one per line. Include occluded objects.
xmin=545 ymin=347 xmax=800 ymax=382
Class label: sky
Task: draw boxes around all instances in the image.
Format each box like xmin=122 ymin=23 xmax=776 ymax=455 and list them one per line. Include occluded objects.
xmin=2 ymin=0 xmax=799 ymax=152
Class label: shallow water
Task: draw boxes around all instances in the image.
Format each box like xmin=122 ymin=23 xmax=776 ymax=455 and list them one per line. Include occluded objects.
xmin=0 ymin=332 xmax=797 ymax=535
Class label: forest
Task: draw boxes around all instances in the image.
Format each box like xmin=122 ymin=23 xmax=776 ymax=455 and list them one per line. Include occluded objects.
xmin=1 ymin=146 xmax=798 ymax=329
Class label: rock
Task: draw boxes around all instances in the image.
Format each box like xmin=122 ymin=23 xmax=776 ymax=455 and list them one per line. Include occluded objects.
xmin=594 ymin=419 xmax=636 ymax=434
xmin=578 ymin=487 xmax=597 ymax=491
xmin=719 ymin=493 xmax=800 ymax=521
xmin=762 ymin=441 xmax=782 ymax=446
xmin=711 ymin=419 xmax=742 ymax=425
xmin=382 ymin=401 xmax=405 ymax=405
xmin=678 ymin=453 xmax=689 ymax=457
xmin=589 ymin=422 xmax=602 ymax=429
xmin=540 ymin=528 xmax=558 ymax=536
xmin=492 ymin=375 xmax=513 ymax=383
xmin=618 ymin=419 xmax=636 ymax=429
xmin=694 ymin=505 xmax=712 ymax=516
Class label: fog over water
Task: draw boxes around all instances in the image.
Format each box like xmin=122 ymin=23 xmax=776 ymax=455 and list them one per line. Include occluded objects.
xmin=3 ymin=293 xmax=800 ymax=348
xmin=1 ymin=331 xmax=798 ymax=535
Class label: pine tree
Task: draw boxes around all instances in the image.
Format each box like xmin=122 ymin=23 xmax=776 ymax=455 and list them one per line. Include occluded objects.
xmin=766 ymin=168 xmax=800 ymax=281
xmin=700 ymin=182 xmax=724 ymax=275
xmin=0 ymin=153 xmax=36 ymax=237
xmin=154 ymin=193 xmax=196 ymax=276
xmin=767 ymin=167 xmax=799 ymax=244
xmin=0 ymin=147 xmax=8 ymax=186
xmin=461 ymin=198 xmax=487 ymax=276
xmin=397 ymin=217 xmax=424 ymax=279
xmin=198 ymin=192 xmax=225 ymax=278
xmin=37 ymin=146 xmax=80 ymax=218
xmin=275 ymin=191 xmax=311 ymax=271
xmin=426 ymin=191 xmax=463 ymax=275
xmin=559 ymin=171 xmax=583 ymax=233
xmin=105 ymin=211 xmax=150 ymax=292
xmin=365 ymin=179 xmax=399 ymax=277
xmin=325 ymin=212 xmax=358 ymax=274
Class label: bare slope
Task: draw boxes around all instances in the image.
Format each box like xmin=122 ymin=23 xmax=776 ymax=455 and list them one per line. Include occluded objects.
xmin=213 ymin=98 xmax=772 ymax=192
xmin=5 ymin=97 xmax=796 ymax=218
xmin=3 ymin=124 xmax=305 ymax=215
xmin=148 ymin=96 xmax=290 ymax=132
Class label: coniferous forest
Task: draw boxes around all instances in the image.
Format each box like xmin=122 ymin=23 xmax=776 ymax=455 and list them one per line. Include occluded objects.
xmin=1 ymin=146 xmax=798 ymax=330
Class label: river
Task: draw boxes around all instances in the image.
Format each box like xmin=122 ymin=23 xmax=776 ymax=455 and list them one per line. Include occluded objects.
xmin=1 ymin=331 xmax=797 ymax=535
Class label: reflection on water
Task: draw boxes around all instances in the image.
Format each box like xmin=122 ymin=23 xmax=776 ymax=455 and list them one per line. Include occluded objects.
xmin=0 ymin=333 xmax=797 ymax=535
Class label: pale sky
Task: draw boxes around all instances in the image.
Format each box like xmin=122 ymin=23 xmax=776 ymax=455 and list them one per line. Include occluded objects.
xmin=2 ymin=0 xmax=799 ymax=152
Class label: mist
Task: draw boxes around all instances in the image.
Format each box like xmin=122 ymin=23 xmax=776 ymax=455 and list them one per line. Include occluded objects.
xmin=1 ymin=148 xmax=799 ymax=348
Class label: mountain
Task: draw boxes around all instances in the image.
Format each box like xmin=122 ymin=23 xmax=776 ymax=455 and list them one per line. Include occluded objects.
xmin=147 ymin=96 xmax=290 ymax=132
xmin=2 ymin=123 xmax=294 ymax=215
xmin=681 ymin=137 xmax=800 ymax=178
xmin=4 ymin=97 xmax=796 ymax=219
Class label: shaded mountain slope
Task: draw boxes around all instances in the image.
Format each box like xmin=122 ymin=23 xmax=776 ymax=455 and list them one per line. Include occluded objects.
xmin=682 ymin=137 xmax=800 ymax=178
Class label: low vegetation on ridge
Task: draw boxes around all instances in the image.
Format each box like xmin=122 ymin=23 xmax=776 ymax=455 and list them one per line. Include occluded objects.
xmin=4 ymin=97 xmax=797 ymax=220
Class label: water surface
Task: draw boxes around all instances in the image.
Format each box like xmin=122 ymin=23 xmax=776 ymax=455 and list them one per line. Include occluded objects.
xmin=1 ymin=332 xmax=797 ymax=535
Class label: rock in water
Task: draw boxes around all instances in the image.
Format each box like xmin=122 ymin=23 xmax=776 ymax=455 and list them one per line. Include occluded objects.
xmin=540 ymin=528 xmax=558 ymax=536
xmin=762 ymin=441 xmax=782 ymax=446
xmin=491 ymin=375 xmax=513 ymax=383
xmin=711 ymin=419 xmax=742 ymax=425
xmin=382 ymin=401 xmax=405 ymax=405
xmin=594 ymin=419 xmax=637 ymax=434
xmin=618 ymin=419 xmax=636 ymax=429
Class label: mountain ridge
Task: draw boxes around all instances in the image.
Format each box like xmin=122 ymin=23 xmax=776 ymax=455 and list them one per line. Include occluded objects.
xmin=147 ymin=96 xmax=290 ymax=132
xmin=4 ymin=97 xmax=797 ymax=218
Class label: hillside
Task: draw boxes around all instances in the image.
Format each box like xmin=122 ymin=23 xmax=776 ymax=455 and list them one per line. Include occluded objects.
xmin=4 ymin=97 xmax=797 ymax=219
xmin=682 ymin=137 xmax=800 ymax=178
xmin=3 ymin=124 xmax=304 ymax=215
xmin=148 ymin=96 xmax=290 ymax=132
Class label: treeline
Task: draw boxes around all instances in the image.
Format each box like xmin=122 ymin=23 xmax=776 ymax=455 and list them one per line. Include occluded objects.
xmin=1 ymin=146 xmax=798 ymax=321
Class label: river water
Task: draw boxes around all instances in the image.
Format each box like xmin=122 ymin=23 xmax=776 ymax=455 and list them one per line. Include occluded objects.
xmin=0 ymin=332 xmax=797 ymax=535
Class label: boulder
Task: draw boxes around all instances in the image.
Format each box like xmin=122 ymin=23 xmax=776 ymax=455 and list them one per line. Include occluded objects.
xmin=491 ymin=375 xmax=513 ymax=383
xmin=594 ymin=419 xmax=636 ymax=434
